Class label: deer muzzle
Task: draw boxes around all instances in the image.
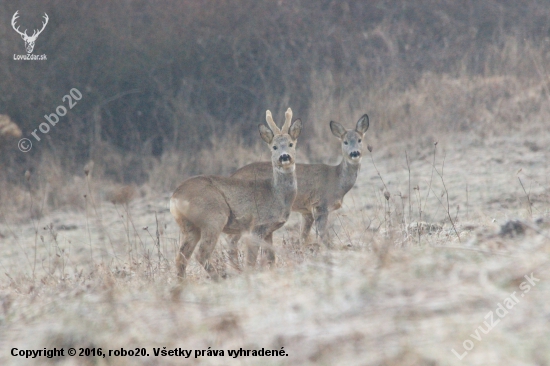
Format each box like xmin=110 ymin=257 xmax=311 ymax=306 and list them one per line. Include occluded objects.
xmin=279 ymin=154 xmax=292 ymax=165
xmin=349 ymin=151 xmax=361 ymax=159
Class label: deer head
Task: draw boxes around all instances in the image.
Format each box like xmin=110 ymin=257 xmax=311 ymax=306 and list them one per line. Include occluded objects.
xmin=12 ymin=11 xmax=49 ymax=54
xmin=259 ymin=108 xmax=302 ymax=172
xmin=330 ymin=114 xmax=370 ymax=165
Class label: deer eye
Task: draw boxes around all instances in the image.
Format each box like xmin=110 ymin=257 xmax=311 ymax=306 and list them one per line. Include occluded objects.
xmin=344 ymin=141 xmax=348 ymax=145
xmin=358 ymin=139 xmax=362 ymax=143
xmin=289 ymin=143 xmax=293 ymax=147
xmin=273 ymin=146 xmax=278 ymax=150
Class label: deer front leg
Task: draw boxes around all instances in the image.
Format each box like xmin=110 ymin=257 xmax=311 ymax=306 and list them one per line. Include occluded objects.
xmin=314 ymin=207 xmax=331 ymax=248
xmin=248 ymin=225 xmax=270 ymax=267
xmin=247 ymin=237 xmax=260 ymax=268
xmin=300 ymin=213 xmax=315 ymax=244
xmin=227 ymin=234 xmax=241 ymax=268
xmin=263 ymin=231 xmax=275 ymax=265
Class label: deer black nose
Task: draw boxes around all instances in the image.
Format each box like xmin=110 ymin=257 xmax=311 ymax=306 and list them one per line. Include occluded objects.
xmin=349 ymin=151 xmax=361 ymax=158
xmin=279 ymin=154 xmax=291 ymax=162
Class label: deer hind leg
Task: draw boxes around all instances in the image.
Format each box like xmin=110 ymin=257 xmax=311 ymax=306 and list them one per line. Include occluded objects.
xmin=300 ymin=213 xmax=315 ymax=244
xmin=196 ymin=221 xmax=226 ymax=281
xmin=175 ymin=220 xmax=201 ymax=278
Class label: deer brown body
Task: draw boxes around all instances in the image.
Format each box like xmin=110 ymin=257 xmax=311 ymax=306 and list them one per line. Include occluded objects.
xmin=231 ymin=114 xmax=369 ymax=247
xmin=170 ymin=108 xmax=302 ymax=279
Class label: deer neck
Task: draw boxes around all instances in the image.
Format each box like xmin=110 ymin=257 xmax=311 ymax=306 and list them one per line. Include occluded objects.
xmin=272 ymin=166 xmax=297 ymax=205
xmin=337 ymin=158 xmax=360 ymax=194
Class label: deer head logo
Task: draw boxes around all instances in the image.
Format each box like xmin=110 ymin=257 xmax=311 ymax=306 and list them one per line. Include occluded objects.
xmin=11 ymin=11 xmax=49 ymax=54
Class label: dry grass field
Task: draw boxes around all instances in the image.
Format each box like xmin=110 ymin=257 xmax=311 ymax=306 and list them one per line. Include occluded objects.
xmin=1 ymin=80 xmax=549 ymax=364
xmin=1 ymin=1 xmax=550 ymax=365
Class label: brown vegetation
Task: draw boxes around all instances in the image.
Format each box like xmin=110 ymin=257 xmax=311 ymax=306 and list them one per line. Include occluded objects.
xmin=1 ymin=0 xmax=549 ymax=186
xmin=1 ymin=1 xmax=550 ymax=365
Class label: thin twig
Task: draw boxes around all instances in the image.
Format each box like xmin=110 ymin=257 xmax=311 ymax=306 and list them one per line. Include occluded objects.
xmin=428 ymin=152 xmax=461 ymax=243
xmin=423 ymin=142 xmax=437 ymax=218
xmin=517 ymin=176 xmax=533 ymax=218
xmin=369 ymin=150 xmax=388 ymax=192
xmin=405 ymin=151 xmax=412 ymax=226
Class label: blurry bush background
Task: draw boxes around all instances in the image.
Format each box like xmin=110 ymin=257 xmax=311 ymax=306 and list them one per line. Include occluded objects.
xmin=1 ymin=0 xmax=549 ymax=189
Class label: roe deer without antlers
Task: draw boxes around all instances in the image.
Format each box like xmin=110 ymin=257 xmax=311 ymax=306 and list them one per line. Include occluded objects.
xmin=170 ymin=108 xmax=302 ymax=279
xmin=231 ymin=114 xmax=369 ymax=247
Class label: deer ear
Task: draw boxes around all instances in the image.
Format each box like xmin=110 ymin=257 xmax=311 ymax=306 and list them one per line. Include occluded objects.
xmin=356 ymin=114 xmax=369 ymax=134
xmin=330 ymin=121 xmax=346 ymax=138
xmin=288 ymin=119 xmax=302 ymax=141
xmin=259 ymin=124 xmax=274 ymax=144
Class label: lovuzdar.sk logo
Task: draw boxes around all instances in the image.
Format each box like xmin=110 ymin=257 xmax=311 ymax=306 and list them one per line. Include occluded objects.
xmin=11 ymin=10 xmax=48 ymax=61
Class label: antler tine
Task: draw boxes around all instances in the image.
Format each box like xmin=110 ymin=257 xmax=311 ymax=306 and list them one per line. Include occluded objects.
xmin=41 ymin=13 xmax=49 ymax=29
xmin=11 ymin=11 xmax=19 ymax=26
xmin=281 ymin=108 xmax=292 ymax=134
xmin=265 ymin=110 xmax=281 ymax=134
xmin=32 ymin=13 xmax=49 ymax=38
xmin=11 ymin=11 xmax=26 ymax=36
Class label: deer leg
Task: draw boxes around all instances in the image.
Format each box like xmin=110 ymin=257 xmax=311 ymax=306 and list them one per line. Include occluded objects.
xmin=248 ymin=225 xmax=268 ymax=268
xmin=246 ymin=236 xmax=260 ymax=268
xmin=175 ymin=222 xmax=201 ymax=278
xmin=228 ymin=234 xmax=241 ymax=268
xmin=300 ymin=213 xmax=315 ymax=244
xmin=314 ymin=208 xmax=331 ymax=248
xmin=197 ymin=226 xmax=223 ymax=281
xmin=263 ymin=231 xmax=275 ymax=265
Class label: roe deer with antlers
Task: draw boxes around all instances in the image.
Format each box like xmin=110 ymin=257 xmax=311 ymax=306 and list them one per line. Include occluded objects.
xmin=11 ymin=11 xmax=49 ymax=54
xmin=170 ymin=108 xmax=302 ymax=279
xmin=231 ymin=114 xmax=369 ymax=248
